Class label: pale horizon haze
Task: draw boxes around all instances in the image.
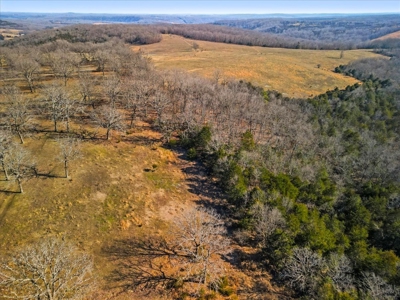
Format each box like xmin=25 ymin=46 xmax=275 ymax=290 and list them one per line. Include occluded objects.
xmin=1 ymin=0 xmax=400 ymax=15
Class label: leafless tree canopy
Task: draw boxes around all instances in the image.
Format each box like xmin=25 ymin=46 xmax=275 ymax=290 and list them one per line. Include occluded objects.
xmin=0 ymin=238 xmax=94 ymax=300
xmin=106 ymin=207 xmax=231 ymax=295
xmin=2 ymin=86 xmax=31 ymax=144
xmin=2 ymin=142 xmax=34 ymax=193
xmin=58 ymin=137 xmax=81 ymax=178
xmin=360 ymin=272 xmax=399 ymax=300
xmin=171 ymin=207 xmax=230 ymax=289
xmin=280 ymin=247 xmax=325 ymax=293
xmin=252 ymin=203 xmax=285 ymax=245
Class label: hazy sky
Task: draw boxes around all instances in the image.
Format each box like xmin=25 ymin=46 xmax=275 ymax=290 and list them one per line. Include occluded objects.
xmin=1 ymin=0 xmax=400 ymax=15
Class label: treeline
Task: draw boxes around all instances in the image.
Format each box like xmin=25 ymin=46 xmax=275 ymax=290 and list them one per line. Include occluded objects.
xmin=335 ymin=53 xmax=400 ymax=85
xmin=1 ymin=29 xmax=400 ymax=298
xmin=0 ymin=22 xmax=385 ymax=51
xmin=166 ymin=62 xmax=400 ymax=298
xmin=3 ymin=15 xmax=400 ymax=51
xmin=186 ymin=75 xmax=400 ymax=298
xmin=214 ymin=14 xmax=400 ymax=47
xmin=2 ymin=23 xmax=162 ymax=47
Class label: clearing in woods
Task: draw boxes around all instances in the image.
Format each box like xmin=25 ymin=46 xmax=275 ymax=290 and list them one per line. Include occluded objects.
xmin=372 ymin=30 xmax=400 ymax=41
xmin=133 ymin=34 xmax=383 ymax=98
xmin=0 ymin=28 xmax=22 ymax=40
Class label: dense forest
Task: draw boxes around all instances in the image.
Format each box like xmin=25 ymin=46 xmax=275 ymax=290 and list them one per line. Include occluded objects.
xmin=3 ymin=20 xmax=400 ymax=50
xmin=0 ymin=22 xmax=400 ymax=299
xmin=214 ymin=14 xmax=400 ymax=44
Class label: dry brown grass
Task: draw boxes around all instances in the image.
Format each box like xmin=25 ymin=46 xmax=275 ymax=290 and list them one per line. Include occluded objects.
xmin=0 ymin=86 xmax=199 ymax=298
xmin=133 ymin=34 xmax=383 ymax=98
xmin=0 ymin=128 xmax=203 ymax=299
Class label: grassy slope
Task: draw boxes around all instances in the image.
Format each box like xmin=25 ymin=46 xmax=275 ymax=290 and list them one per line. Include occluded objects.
xmin=373 ymin=30 xmax=400 ymax=41
xmin=0 ymin=119 xmax=199 ymax=298
xmin=133 ymin=34 xmax=383 ymax=98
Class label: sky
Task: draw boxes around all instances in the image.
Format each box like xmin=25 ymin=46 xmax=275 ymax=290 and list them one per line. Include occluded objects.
xmin=1 ymin=0 xmax=400 ymax=15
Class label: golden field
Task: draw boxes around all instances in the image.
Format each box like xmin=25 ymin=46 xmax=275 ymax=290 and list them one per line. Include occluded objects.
xmin=373 ymin=30 xmax=400 ymax=41
xmin=133 ymin=34 xmax=383 ymax=98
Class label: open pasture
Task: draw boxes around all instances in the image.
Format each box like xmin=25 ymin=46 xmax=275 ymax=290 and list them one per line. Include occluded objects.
xmin=134 ymin=34 xmax=383 ymax=98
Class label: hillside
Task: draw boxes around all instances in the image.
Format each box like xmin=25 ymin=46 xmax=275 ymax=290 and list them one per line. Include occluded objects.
xmin=373 ymin=30 xmax=400 ymax=41
xmin=1 ymin=23 xmax=400 ymax=300
xmin=134 ymin=34 xmax=382 ymax=98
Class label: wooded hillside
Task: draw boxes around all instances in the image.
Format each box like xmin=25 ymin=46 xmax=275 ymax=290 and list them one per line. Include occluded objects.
xmin=0 ymin=22 xmax=399 ymax=299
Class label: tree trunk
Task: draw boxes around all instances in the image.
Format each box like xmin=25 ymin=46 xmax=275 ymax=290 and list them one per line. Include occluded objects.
xmin=64 ymin=160 xmax=69 ymax=178
xmin=54 ymin=120 xmax=58 ymax=132
xmin=2 ymin=161 xmax=9 ymax=181
xmin=66 ymin=116 xmax=70 ymax=132
xmin=17 ymin=178 xmax=23 ymax=193
xmin=106 ymin=128 xmax=110 ymax=140
xmin=17 ymin=130 xmax=24 ymax=144
xmin=27 ymin=78 xmax=34 ymax=93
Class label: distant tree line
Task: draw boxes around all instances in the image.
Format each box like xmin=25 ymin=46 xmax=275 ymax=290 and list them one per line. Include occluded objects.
xmin=2 ymin=24 xmax=162 ymax=47
xmin=1 ymin=22 xmax=396 ymax=51
xmin=335 ymin=52 xmax=400 ymax=85
xmin=214 ymin=14 xmax=400 ymax=47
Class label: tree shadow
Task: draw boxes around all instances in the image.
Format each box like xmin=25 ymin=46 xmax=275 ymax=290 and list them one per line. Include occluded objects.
xmin=102 ymin=237 xmax=183 ymax=296
xmin=0 ymin=189 xmax=20 ymax=194
xmin=31 ymin=167 xmax=61 ymax=179
xmin=0 ymin=197 xmax=16 ymax=223
xmin=174 ymin=149 xmax=230 ymax=216
xmin=35 ymin=172 xmax=61 ymax=178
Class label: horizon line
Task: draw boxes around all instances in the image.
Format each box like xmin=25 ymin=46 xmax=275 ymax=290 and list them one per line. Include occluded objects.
xmin=2 ymin=11 xmax=399 ymax=15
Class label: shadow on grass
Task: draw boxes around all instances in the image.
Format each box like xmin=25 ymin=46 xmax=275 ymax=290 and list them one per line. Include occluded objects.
xmin=0 ymin=189 xmax=20 ymax=194
xmin=102 ymin=237 xmax=181 ymax=295
xmin=174 ymin=149 xmax=229 ymax=216
xmin=35 ymin=172 xmax=62 ymax=178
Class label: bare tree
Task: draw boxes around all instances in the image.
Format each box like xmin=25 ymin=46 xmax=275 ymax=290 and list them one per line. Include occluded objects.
xmin=93 ymin=49 xmax=109 ymax=76
xmin=44 ymin=84 xmax=68 ymax=132
xmin=107 ymin=207 xmax=231 ymax=295
xmin=252 ymin=203 xmax=285 ymax=246
xmin=327 ymin=253 xmax=355 ymax=293
xmin=0 ymin=238 xmax=94 ymax=300
xmin=152 ymin=91 xmax=171 ymax=126
xmin=102 ymin=75 xmax=122 ymax=108
xmin=3 ymin=143 xmax=34 ymax=193
xmin=92 ymin=106 xmax=124 ymax=140
xmin=58 ymin=137 xmax=81 ymax=178
xmin=171 ymin=207 xmax=231 ymax=289
xmin=48 ymin=49 xmax=81 ymax=86
xmin=0 ymin=131 xmax=12 ymax=181
xmin=3 ymin=86 xmax=31 ymax=144
xmin=11 ymin=56 xmax=40 ymax=93
xmin=44 ymin=84 xmax=79 ymax=132
xmin=360 ymin=272 xmax=399 ymax=300
xmin=78 ymin=72 xmax=98 ymax=108
xmin=281 ymin=247 xmax=325 ymax=294
xmin=121 ymin=79 xmax=139 ymax=128
xmin=61 ymin=95 xmax=80 ymax=133
xmin=132 ymin=79 xmax=155 ymax=119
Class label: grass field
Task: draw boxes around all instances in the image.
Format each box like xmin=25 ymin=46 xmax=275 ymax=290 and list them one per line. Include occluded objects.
xmin=0 ymin=28 xmax=22 ymax=40
xmin=133 ymin=34 xmax=383 ymax=98
xmin=0 ymin=117 xmax=200 ymax=298
xmin=373 ymin=30 xmax=400 ymax=41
